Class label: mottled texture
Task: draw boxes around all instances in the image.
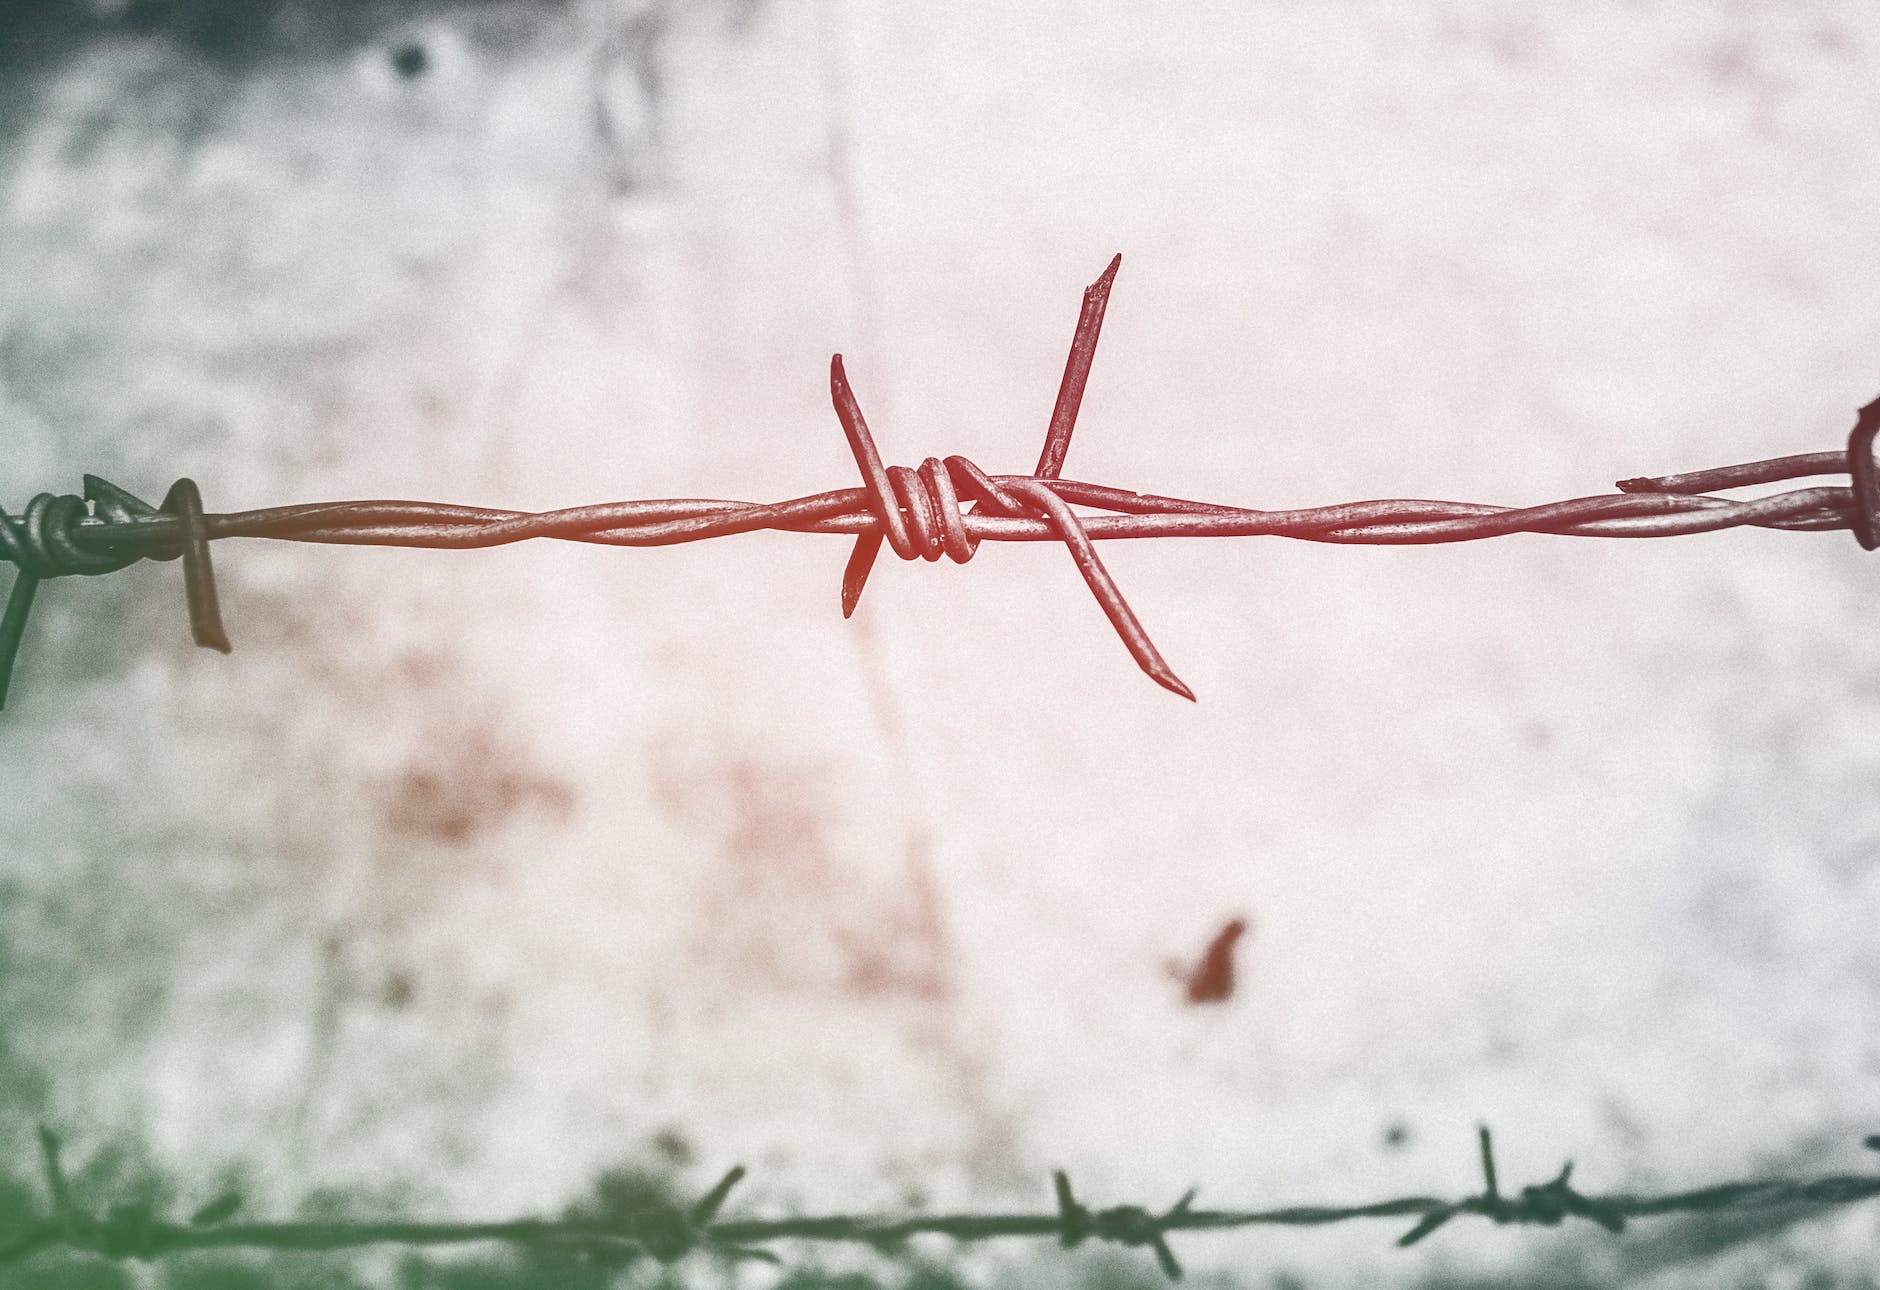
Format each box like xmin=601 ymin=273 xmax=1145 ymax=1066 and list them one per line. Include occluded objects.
xmin=2 ymin=2 xmax=1879 ymax=1286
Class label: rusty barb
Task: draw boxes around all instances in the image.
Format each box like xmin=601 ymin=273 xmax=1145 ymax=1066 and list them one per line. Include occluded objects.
xmin=8 ymin=1126 xmax=1880 ymax=1280
xmin=3 ymin=256 xmax=1879 ymax=708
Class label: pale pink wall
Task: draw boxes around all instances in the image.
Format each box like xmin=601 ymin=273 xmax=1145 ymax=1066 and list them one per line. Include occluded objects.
xmin=1 ymin=2 xmax=1878 ymax=1284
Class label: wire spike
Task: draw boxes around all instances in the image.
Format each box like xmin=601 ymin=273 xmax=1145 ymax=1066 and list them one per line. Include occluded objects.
xmin=83 ymin=475 xmax=156 ymax=522
xmin=719 ymin=1243 xmax=781 ymax=1264
xmin=1035 ymin=253 xmax=1122 ymax=482
xmin=830 ymin=354 xmax=908 ymax=558
xmin=1006 ymin=479 xmax=1194 ymax=700
xmin=841 ymin=531 xmax=883 ymax=617
xmin=189 ymin=1192 xmax=242 ymax=1227
xmin=1053 ymin=1171 xmax=1088 ymax=1248
xmin=1398 ymin=1208 xmax=1455 ymax=1246
xmin=160 ymin=480 xmax=231 ymax=654
xmin=1148 ymin=1231 xmax=1183 ymax=1281
xmin=0 ymin=571 xmax=39 ymax=711
xmin=691 ymin=1165 xmax=746 ymax=1226
xmin=1477 ymin=1125 xmax=1503 ymax=1217
xmin=36 ymin=1127 xmax=75 ymax=1223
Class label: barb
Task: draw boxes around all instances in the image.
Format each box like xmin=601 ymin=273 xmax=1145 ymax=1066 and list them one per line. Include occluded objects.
xmin=4 ymin=257 xmax=1877 ymax=706
xmin=6 ymin=1127 xmax=1880 ymax=1280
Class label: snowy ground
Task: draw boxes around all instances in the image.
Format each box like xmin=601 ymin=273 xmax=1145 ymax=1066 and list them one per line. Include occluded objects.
xmin=3 ymin=2 xmax=1880 ymax=1286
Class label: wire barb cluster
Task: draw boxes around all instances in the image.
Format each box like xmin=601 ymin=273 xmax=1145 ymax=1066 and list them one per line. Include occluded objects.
xmin=3 ymin=256 xmax=1878 ymax=708
xmin=8 ymin=1126 xmax=1880 ymax=1281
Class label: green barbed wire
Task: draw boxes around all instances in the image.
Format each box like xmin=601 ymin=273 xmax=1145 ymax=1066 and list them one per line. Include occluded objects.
xmin=7 ymin=1126 xmax=1880 ymax=1281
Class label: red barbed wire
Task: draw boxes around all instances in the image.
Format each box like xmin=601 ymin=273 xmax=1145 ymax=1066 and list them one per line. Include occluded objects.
xmin=3 ymin=255 xmax=1877 ymax=707
xmin=7 ymin=1125 xmax=1880 ymax=1281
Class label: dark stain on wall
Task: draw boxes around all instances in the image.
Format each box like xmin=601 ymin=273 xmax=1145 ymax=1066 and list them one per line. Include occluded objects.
xmin=380 ymin=725 xmax=575 ymax=846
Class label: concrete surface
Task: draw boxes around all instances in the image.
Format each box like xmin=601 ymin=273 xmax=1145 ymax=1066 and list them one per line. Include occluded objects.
xmin=2 ymin=1 xmax=1879 ymax=1285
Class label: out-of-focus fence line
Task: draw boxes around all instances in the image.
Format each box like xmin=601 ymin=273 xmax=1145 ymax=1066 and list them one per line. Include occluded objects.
xmin=6 ymin=1126 xmax=1880 ymax=1282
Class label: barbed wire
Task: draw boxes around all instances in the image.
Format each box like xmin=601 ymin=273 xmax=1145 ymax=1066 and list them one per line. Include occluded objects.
xmin=6 ymin=1126 xmax=1880 ymax=1280
xmin=4 ymin=255 xmax=1877 ymax=706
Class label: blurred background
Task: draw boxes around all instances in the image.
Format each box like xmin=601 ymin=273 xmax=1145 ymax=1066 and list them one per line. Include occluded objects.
xmin=2 ymin=1 xmax=1880 ymax=1286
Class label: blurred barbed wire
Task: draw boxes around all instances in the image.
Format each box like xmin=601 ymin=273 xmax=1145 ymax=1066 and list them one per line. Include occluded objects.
xmin=7 ymin=1126 xmax=1880 ymax=1282
xmin=3 ymin=255 xmax=1876 ymax=705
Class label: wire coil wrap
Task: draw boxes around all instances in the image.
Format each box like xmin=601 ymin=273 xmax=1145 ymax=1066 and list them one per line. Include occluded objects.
xmin=0 ymin=490 xmax=137 ymax=579
xmin=0 ymin=476 xmax=228 ymax=708
xmin=1848 ymin=395 xmax=1880 ymax=551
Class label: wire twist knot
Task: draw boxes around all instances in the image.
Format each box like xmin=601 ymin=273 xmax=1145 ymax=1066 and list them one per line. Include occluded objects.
xmin=824 ymin=254 xmax=1193 ymax=699
xmin=0 ymin=490 xmax=136 ymax=580
xmin=1054 ymin=1171 xmax=1196 ymax=1280
xmin=1500 ymin=1162 xmax=1626 ymax=1231
xmin=1398 ymin=1127 xmax=1627 ymax=1246
xmin=629 ymin=1166 xmax=775 ymax=1266
xmin=0 ymin=476 xmax=229 ymax=708
xmin=15 ymin=1128 xmax=237 ymax=1265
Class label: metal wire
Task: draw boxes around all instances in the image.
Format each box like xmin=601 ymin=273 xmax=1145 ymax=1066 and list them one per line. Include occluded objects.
xmin=6 ymin=1126 xmax=1880 ymax=1280
xmin=3 ymin=257 xmax=1877 ymax=706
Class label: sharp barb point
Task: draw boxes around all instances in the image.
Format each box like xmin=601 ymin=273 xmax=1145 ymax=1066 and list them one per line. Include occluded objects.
xmin=1398 ymin=1210 xmax=1454 ymax=1247
xmin=189 ymin=1192 xmax=242 ymax=1227
xmin=1150 ymin=1233 xmax=1183 ymax=1281
xmin=1035 ymin=254 xmax=1123 ymax=481
xmin=841 ymin=532 xmax=883 ymax=617
xmin=1155 ymin=669 xmax=1197 ymax=702
xmin=36 ymin=1126 xmax=74 ymax=1220
xmin=1477 ymin=1126 xmax=1502 ymax=1210
xmin=692 ymin=1166 xmax=746 ymax=1226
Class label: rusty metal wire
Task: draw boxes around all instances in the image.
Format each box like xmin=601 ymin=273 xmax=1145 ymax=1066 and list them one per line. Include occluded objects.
xmin=7 ymin=1126 xmax=1880 ymax=1281
xmin=4 ymin=256 xmax=1878 ymax=706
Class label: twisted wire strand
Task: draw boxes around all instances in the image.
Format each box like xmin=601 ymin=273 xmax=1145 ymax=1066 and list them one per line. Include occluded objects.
xmin=7 ymin=1126 xmax=1880 ymax=1281
xmin=3 ymin=257 xmax=1877 ymax=707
